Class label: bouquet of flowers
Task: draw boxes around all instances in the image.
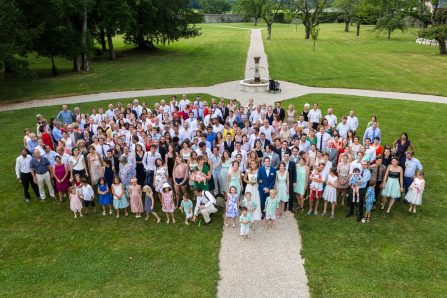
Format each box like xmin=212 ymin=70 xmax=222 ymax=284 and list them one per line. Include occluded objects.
xmin=249 ymin=175 xmax=257 ymax=185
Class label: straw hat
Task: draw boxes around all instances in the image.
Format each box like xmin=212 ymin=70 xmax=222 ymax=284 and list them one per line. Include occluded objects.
xmin=162 ymin=183 xmax=171 ymax=189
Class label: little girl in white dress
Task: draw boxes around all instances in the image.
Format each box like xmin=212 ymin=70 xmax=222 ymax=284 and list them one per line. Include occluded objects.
xmin=405 ymin=171 xmax=425 ymax=213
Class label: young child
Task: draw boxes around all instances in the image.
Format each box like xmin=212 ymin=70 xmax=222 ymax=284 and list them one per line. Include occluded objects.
xmin=102 ymin=159 xmax=114 ymax=188
xmin=405 ymin=170 xmax=425 ymax=214
xmin=239 ymin=207 xmax=250 ymax=240
xmin=98 ymin=177 xmax=113 ymax=215
xmin=241 ymin=192 xmax=258 ymax=231
xmin=80 ymin=177 xmax=96 ymax=215
xmin=350 ymin=168 xmax=363 ymax=203
xmin=142 ymin=185 xmax=161 ymax=223
xmin=308 ymin=167 xmax=323 ymax=215
xmin=73 ymin=174 xmax=83 ymax=195
xmin=69 ymin=186 xmax=83 ymax=218
xmin=322 ymin=168 xmax=338 ymax=219
xmin=224 ymin=186 xmax=239 ymax=228
xmin=362 ymin=181 xmax=376 ymax=223
xmin=180 ymin=194 xmax=194 ymax=225
xmin=128 ymin=178 xmax=143 ymax=218
xmin=111 ymin=176 xmax=129 ymax=218
xmin=264 ymin=189 xmax=279 ymax=229
xmin=161 ymin=183 xmax=176 ymax=224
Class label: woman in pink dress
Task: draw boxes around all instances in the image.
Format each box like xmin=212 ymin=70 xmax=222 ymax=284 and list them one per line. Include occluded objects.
xmin=52 ymin=155 xmax=69 ymax=203
xmin=128 ymin=178 xmax=143 ymax=218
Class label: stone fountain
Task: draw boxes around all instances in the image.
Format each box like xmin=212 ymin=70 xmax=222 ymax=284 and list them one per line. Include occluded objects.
xmin=240 ymin=57 xmax=269 ymax=93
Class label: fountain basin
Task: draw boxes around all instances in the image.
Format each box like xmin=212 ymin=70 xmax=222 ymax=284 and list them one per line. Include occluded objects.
xmin=240 ymin=78 xmax=269 ymax=93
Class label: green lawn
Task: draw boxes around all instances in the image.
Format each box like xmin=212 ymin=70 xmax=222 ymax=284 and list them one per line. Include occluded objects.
xmin=0 ymin=94 xmax=223 ymax=297
xmin=282 ymin=94 xmax=447 ymax=297
xmin=0 ymin=25 xmax=249 ymax=103
xmin=264 ymin=23 xmax=447 ymax=96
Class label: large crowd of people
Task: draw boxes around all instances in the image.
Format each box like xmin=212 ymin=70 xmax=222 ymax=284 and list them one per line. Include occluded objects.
xmin=16 ymin=96 xmax=426 ymax=237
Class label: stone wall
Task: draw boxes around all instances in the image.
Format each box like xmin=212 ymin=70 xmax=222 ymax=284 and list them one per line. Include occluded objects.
xmin=416 ymin=38 xmax=440 ymax=46
xmin=203 ymin=14 xmax=248 ymax=23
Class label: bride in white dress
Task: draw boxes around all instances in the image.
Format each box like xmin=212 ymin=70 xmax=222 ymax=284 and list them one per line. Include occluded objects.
xmin=244 ymin=160 xmax=262 ymax=221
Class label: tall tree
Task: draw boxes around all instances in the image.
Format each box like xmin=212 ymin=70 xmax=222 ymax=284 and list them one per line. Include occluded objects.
xmin=237 ymin=0 xmax=263 ymax=25
xmin=200 ymin=0 xmax=232 ymax=13
xmin=97 ymin=0 xmax=133 ymax=59
xmin=290 ymin=0 xmax=330 ymax=39
xmin=0 ymin=0 xmax=35 ymax=75
xmin=332 ymin=0 xmax=357 ymax=32
xmin=125 ymin=0 xmax=200 ymax=50
xmin=373 ymin=0 xmax=407 ymax=39
xmin=419 ymin=0 xmax=447 ymax=54
xmin=262 ymin=0 xmax=286 ymax=39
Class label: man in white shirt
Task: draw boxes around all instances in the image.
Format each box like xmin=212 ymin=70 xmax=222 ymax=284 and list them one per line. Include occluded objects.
xmin=16 ymin=148 xmax=40 ymax=202
xmin=195 ymin=142 xmax=212 ymax=158
xmin=178 ymin=94 xmax=190 ymax=111
xmin=96 ymin=137 xmax=111 ymax=159
xmin=298 ymin=133 xmax=311 ymax=153
xmin=249 ymin=105 xmax=262 ymax=124
xmin=308 ymin=102 xmax=322 ymax=130
xmin=315 ymin=126 xmax=331 ymax=153
xmin=132 ymin=99 xmax=143 ymax=119
xmin=349 ymin=152 xmax=364 ymax=174
xmin=192 ymin=189 xmax=217 ymax=224
xmin=347 ymin=110 xmax=359 ymax=132
xmin=179 ymin=122 xmax=193 ymax=142
xmin=259 ymin=120 xmax=274 ymax=142
xmin=186 ymin=111 xmax=198 ymax=131
xmin=231 ymin=142 xmax=247 ymax=165
xmin=143 ymin=145 xmax=161 ymax=188
xmin=212 ymin=117 xmax=224 ymax=134
xmin=106 ymin=104 xmax=115 ymax=121
xmin=160 ymin=99 xmax=171 ymax=114
xmin=249 ymin=127 xmax=260 ymax=149
xmin=336 ymin=116 xmax=350 ymax=138
xmin=55 ymin=146 xmax=70 ymax=166
xmin=363 ymin=121 xmax=381 ymax=144
xmin=325 ymin=108 xmax=337 ymax=128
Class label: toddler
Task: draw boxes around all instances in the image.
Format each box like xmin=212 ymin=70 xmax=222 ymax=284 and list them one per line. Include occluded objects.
xmin=350 ymin=168 xmax=363 ymax=203
xmin=180 ymin=194 xmax=194 ymax=225
xmin=239 ymin=207 xmax=250 ymax=240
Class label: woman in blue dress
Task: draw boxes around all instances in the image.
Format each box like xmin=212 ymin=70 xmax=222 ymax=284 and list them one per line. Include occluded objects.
xmin=227 ymin=161 xmax=243 ymax=198
xmin=218 ymin=151 xmax=232 ymax=196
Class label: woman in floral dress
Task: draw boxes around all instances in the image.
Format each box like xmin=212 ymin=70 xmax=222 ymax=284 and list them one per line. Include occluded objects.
xmin=337 ymin=154 xmax=350 ymax=206
xmin=154 ymin=158 xmax=169 ymax=204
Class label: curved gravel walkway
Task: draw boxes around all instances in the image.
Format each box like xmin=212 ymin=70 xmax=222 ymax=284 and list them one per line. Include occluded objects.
xmin=217 ymin=212 xmax=309 ymax=298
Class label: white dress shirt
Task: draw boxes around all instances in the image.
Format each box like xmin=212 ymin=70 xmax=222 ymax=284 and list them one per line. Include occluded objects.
xmin=15 ymin=155 xmax=33 ymax=178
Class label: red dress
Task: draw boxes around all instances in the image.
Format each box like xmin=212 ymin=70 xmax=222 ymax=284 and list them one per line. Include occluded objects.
xmin=41 ymin=132 xmax=54 ymax=150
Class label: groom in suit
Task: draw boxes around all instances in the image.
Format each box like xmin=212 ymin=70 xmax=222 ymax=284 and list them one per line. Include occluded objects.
xmin=257 ymin=157 xmax=277 ymax=218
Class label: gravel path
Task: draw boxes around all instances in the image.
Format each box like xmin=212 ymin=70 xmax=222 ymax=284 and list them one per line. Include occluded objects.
xmin=217 ymin=212 xmax=309 ymax=298
xmin=2 ymin=80 xmax=446 ymax=112
xmin=245 ymin=29 xmax=269 ymax=80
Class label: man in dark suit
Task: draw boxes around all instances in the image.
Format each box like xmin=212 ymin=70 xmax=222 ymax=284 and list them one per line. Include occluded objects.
xmin=257 ymin=157 xmax=277 ymax=218
xmin=224 ymin=134 xmax=234 ymax=152
xmin=256 ymin=133 xmax=271 ymax=150
xmin=220 ymin=103 xmax=229 ymax=122
xmin=275 ymin=102 xmax=285 ymax=122
xmin=326 ymin=140 xmax=339 ymax=165
xmin=283 ymin=152 xmax=296 ymax=212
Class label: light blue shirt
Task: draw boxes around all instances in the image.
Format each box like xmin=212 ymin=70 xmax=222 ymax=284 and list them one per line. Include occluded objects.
xmin=52 ymin=127 xmax=63 ymax=142
xmin=210 ymin=154 xmax=221 ymax=174
xmin=359 ymin=168 xmax=371 ymax=188
xmin=43 ymin=150 xmax=57 ymax=166
xmin=363 ymin=127 xmax=381 ymax=144
xmin=57 ymin=110 xmax=73 ymax=124
xmin=404 ymin=157 xmax=422 ymax=177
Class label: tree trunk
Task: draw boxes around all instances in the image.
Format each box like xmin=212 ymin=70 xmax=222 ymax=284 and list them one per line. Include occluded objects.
xmin=100 ymin=27 xmax=107 ymax=51
xmin=387 ymin=30 xmax=391 ymax=40
xmin=313 ymin=39 xmax=316 ymax=51
xmin=254 ymin=17 xmax=258 ymax=26
xmin=107 ymin=31 xmax=116 ymax=60
xmin=51 ymin=55 xmax=58 ymax=76
xmin=356 ymin=22 xmax=360 ymax=36
xmin=81 ymin=7 xmax=90 ymax=71
xmin=73 ymin=55 xmax=81 ymax=72
xmin=267 ymin=23 xmax=272 ymax=39
xmin=304 ymin=19 xmax=311 ymax=39
xmin=4 ymin=60 xmax=12 ymax=73
xmin=438 ymin=38 xmax=446 ymax=55
xmin=345 ymin=20 xmax=350 ymax=32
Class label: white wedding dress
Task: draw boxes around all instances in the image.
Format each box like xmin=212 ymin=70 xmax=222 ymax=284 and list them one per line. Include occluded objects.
xmin=245 ymin=171 xmax=262 ymax=221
